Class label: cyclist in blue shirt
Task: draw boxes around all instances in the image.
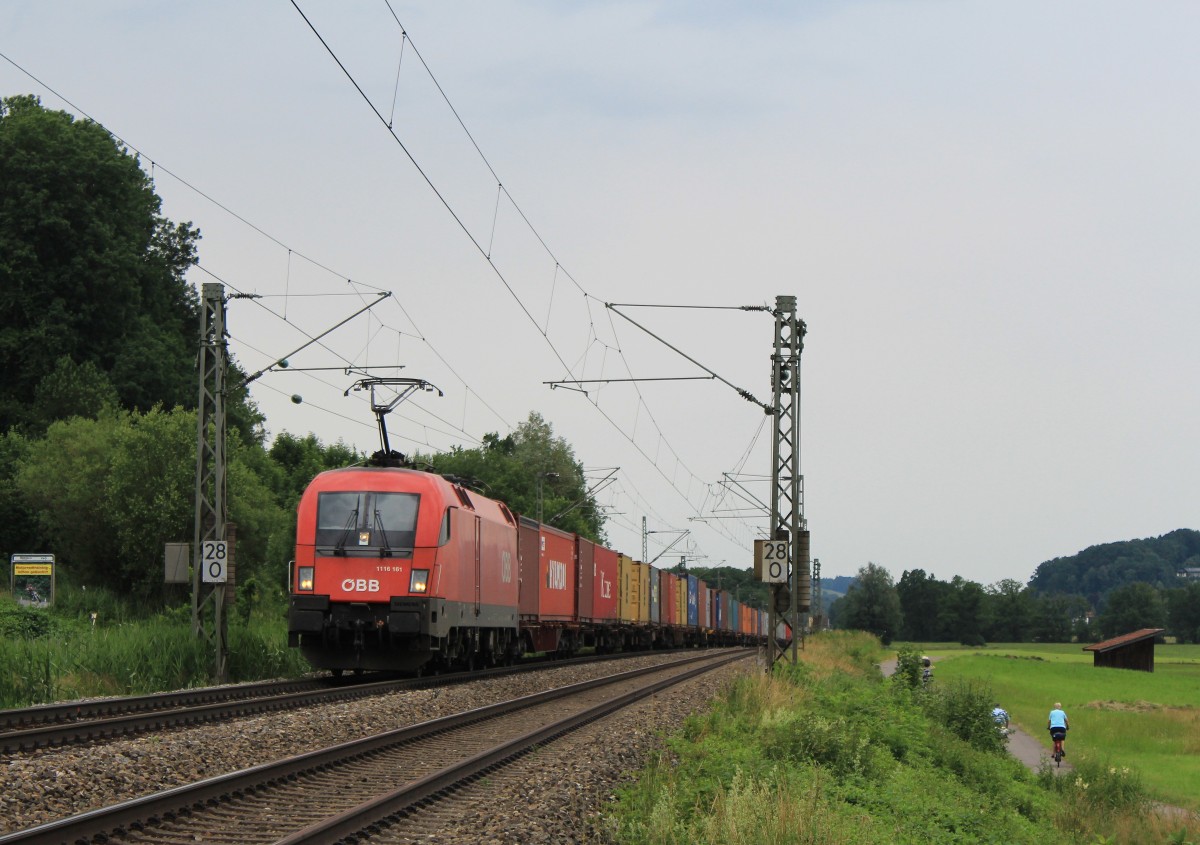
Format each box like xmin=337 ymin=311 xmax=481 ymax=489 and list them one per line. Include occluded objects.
xmin=1048 ymin=702 xmax=1069 ymax=757
xmin=992 ymin=704 xmax=1010 ymax=733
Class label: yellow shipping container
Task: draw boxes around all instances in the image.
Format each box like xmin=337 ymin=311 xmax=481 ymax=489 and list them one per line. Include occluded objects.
xmin=618 ymin=554 xmax=638 ymax=623
xmin=637 ymin=561 xmax=651 ymax=623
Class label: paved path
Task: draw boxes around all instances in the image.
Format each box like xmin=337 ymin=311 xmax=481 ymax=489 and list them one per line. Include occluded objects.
xmin=876 ymin=656 xmax=1071 ymax=774
xmin=1003 ymin=725 xmax=1072 ymax=774
xmin=877 ymin=656 xmax=1198 ymax=821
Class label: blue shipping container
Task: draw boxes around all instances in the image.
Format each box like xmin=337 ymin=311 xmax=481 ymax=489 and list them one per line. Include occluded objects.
xmin=686 ymin=575 xmax=699 ymax=628
xmin=649 ymin=565 xmax=660 ymax=624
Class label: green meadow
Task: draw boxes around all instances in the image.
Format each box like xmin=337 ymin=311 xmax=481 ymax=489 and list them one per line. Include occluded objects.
xmin=899 ymin=642 xmax=1200 ymax=811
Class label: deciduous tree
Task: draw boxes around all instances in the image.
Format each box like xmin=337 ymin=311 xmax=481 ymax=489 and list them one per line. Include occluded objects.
xmin=0 ymin=95 xmax=201 ymax=432
xmin=832 ymin=562 xmax=902 ymax=645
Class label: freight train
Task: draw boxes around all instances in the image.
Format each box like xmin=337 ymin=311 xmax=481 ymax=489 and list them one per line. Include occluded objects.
xmin=286 ymin=465 xmax=772 ymax=675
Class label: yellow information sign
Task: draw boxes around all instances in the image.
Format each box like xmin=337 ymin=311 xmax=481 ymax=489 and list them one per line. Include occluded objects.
xmin=14 ymin=564 xmax=53 ymax=576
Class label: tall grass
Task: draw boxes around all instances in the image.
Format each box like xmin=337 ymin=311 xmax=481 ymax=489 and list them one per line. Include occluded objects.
xmin=607 ymin=632 xmax=1199 ymax=845
xmin=0 ymin=595 xmax=309 ymax=707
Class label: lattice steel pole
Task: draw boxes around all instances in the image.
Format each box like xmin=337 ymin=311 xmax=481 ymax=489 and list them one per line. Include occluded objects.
xmin=768 ymin=295 xmax=808 ymax=667
xmin=192 ymin=282 xmax=228 ymax=682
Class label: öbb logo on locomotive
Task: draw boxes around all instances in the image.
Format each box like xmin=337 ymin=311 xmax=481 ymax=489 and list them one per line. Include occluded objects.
xmin=342 ymin=578 xmax=381 ymax=593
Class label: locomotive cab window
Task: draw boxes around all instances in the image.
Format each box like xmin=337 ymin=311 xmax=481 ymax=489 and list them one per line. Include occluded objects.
xmin=316 ymin=491 xmax=419 ymax=556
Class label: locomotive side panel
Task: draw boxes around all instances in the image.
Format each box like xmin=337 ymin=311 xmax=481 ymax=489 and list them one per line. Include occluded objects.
xmin=472 ymin=504 xmax=520 ymax=627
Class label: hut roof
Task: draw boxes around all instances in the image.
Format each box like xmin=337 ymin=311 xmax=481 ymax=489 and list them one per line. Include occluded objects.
xmin=1082 ymin=628 xmax=1164 ymax=654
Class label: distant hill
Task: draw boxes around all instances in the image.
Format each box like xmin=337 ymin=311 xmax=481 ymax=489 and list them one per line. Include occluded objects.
xmin=815 ymin=574 xmax=856 ymax=616
xmin=821 ymin=575 xmax=856 ymax=598
xmin=1028 ymin=528 xmax=1200 ymax=606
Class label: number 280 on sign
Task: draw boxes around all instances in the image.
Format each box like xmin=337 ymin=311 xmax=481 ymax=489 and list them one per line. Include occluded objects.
xmin=201 ymin=540 xmax=228 ymax=583
xmin=754 ymin=539 xmax=789 ymax=583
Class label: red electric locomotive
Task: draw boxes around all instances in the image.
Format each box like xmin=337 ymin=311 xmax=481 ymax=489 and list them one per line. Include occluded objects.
xmin=287 ymin=377 xmax=778 ymax=675
xmin=288 ymin=465 xmax=521 ymax=674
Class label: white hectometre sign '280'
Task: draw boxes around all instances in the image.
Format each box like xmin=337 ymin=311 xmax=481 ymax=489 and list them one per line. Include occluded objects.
xmin=754 ymin=539 xmax=789 ymax=583
xmin=201 ymin=540 xmax=228 ymax=583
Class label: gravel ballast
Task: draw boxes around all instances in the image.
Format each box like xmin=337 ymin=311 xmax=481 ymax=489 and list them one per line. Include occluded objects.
xmin=0 ymin=652 xmax=758 ymax=840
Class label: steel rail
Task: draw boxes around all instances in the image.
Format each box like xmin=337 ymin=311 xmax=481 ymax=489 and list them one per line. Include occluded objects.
xmin=0 ymin=650 xmax=668 ymax=753
xmin=0 ymin=650 xmax=749 ymax=845
xmin=278 ymin=651 xmax=749 ymax=845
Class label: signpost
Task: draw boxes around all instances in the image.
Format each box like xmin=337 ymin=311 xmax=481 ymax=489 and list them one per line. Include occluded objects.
xmin=10 ymin=553 xmax=55 ymax=607
xmin=200 ymin=540 xmax=229 ymax=584
xmin=754 ymin=539 xmax=789 ymax=583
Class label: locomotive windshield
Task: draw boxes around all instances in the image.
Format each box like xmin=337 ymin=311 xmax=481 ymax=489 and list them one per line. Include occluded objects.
xmin=315 ymin=491 xmax=419 ymax=555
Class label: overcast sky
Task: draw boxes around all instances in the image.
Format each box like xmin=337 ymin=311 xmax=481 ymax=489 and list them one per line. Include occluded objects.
xmin=4 ymin=1 xmax=1198 ymax=587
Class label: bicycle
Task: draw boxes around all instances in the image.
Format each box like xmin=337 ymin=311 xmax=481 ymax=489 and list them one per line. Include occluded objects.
xmin=1050 ymin=727 xmax=1067 ymax=767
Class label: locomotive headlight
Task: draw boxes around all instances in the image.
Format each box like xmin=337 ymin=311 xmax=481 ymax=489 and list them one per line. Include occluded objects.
xmin=298 ymin=566 xmax=315 ymax=592
xmin=410 ymin=569 xmax=429 ymax=594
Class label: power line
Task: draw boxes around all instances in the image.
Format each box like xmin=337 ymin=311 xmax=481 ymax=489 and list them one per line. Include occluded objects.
xmin=5 ymin=34 xmax=773 ymax=562
xmin=290 ymin=2 xmax=766 ymax=550
xmin=0 ymin=48 xmax=514 ymax=442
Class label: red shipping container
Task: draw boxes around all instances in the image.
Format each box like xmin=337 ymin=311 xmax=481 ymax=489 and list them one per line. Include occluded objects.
xmin=590 ymin=542 xmax=619 ymax=619
xmin=576 ymin=537 xmax=594 ymax=621
xmin=517 ymin=517 xmax=540 ymax=617
xmin=539 ymin=524 xmax=576 ymax=621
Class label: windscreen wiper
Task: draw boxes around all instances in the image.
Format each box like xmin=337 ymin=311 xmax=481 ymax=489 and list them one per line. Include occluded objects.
xmin=334 ymin=504 xmax=360 ymax=556
xmin=373 ymin=509 xmax=393 ymax=557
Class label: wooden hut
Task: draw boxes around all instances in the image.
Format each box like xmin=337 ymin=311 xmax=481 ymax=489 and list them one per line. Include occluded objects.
xmin=1082 ymin=628 xmax=1165 ymax=672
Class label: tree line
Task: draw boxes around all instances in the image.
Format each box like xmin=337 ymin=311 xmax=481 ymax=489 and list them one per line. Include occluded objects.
xmin=830 ymin=561 xmax=1200 ymax=645
xmin=0 ymin=95 xmax=602 ymax=611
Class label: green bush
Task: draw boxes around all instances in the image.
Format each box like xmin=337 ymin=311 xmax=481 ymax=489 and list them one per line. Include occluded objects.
xmin=0 ymin=602 xmax=55 ymax=639
xmin=921 ymin=677 xmax=1007 ymax=753
xmin=892 ymin=645 xmax=924 ymax=690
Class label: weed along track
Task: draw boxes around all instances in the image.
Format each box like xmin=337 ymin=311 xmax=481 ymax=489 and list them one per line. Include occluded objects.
xmin=0 ymin=651 xmax=753 ymax=843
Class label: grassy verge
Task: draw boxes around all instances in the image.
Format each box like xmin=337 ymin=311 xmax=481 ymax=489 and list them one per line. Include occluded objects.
xmin=607 ymin=632 xmax=1199 ymax=844
xmin=0 ymin=596 xmax=308 ymax=707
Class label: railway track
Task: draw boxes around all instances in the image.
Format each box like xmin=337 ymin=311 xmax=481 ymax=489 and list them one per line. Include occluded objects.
xmin=0 ymin=650 xmax=750 ymax=844
xmin=0 ymin=650 xmax=687 ymax=753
